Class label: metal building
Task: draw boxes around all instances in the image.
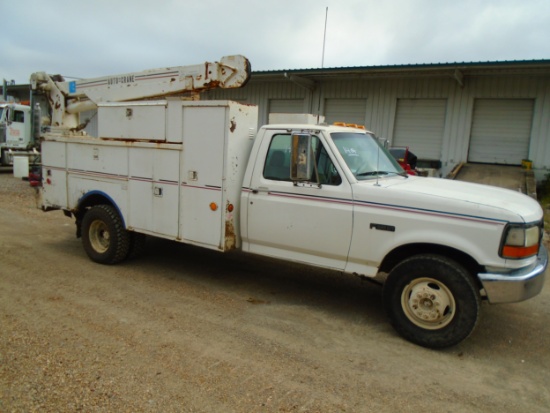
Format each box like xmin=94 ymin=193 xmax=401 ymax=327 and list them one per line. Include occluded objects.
xmin=1 ymin=82 xmax=30 ymax=103
xmin=204 ymin=60 xmax=550 ymax=179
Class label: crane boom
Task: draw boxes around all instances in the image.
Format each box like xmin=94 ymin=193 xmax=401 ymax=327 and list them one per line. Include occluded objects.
xmin=31 ymin=55 xmax=251 ymax=128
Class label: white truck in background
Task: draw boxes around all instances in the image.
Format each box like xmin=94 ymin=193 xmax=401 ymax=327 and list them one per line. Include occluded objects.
xmin=33 ymin=55 xmax=547 ymax=349
xmin=0 ymin=101 xmax=41 ymax=166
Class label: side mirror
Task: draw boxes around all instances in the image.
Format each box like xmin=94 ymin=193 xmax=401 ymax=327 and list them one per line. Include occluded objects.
xmin=378 ymin=137 xmax=389 ymax=149
xmin=290 ymin=133 xmax=312 ymax=181
xmin=4 ymin=107 xmax=11 ymax=125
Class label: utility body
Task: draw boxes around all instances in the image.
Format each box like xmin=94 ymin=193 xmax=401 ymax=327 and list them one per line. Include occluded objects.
xmin=33 ymin=56 xmax=547 ymax=348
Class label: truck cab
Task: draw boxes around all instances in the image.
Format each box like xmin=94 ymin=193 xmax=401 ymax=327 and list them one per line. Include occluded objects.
xmin=241 ymin=121 xmax=546 ymax=347
xmin=0 ymin=102 xmax=33 ymax=165
xmin=244 ymin=123 xmax=544 ymax=277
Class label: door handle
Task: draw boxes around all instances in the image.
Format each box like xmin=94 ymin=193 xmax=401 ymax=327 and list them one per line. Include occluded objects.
xmin=251 ymin=187 xmax=269 ymax=194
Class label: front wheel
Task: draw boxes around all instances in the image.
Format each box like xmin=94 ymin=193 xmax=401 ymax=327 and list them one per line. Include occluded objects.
xmin=383 ymin=254 xmax=480 ymax=348
xmin=81 ymin=205 xmax=130 ymax=265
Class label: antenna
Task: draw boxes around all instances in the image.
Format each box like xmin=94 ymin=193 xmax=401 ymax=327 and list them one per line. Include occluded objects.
xmin=321 ymin=7 xmax=328 ymax=68
xmin=317 ymin=7 xmax=328 ymax=123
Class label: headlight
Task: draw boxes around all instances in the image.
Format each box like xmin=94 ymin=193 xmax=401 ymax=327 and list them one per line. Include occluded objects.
xmin=500 ymin=224 xmax=541 ymax=259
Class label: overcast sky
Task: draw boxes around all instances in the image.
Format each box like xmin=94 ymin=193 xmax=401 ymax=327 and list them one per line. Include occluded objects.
xmin=2 ymin=0 xmax=549 ymax=84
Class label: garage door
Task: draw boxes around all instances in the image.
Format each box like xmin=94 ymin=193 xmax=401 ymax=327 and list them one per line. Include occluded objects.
xmin=269 ymin=99 xmax=304 ymax=115
xmin=468 ymin=99 xmax=534 ymax=165
xmin=393 ymin=99 xmax=447 ymax=160
xmin=324 ymin=99 xmax=367 ymax=125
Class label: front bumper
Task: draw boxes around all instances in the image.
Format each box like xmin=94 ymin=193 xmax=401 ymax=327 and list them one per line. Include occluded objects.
xmin=478 ymin=246 xmax=548 ymax=304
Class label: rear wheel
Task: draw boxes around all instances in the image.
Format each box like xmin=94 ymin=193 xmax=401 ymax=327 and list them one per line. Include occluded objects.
xmin=81 ymin=205 xmax=129 ymax=264
xmin=383 ymin=254 xmax=480 ymax=348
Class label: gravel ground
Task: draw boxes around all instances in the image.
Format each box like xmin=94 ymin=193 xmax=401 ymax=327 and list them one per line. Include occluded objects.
xmin=0 ymin=170 xmax=549 ymax=413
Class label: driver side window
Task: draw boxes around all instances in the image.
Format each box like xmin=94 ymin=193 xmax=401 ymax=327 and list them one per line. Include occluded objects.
xmin=13 ymin=110 xmax=25 ymax=123
xmin=263 ymin=134 xmax=341 ymax=185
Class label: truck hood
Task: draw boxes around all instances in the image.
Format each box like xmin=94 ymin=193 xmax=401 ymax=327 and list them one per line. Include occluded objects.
xmin=354 ymin=176 xmax=542 ymax=224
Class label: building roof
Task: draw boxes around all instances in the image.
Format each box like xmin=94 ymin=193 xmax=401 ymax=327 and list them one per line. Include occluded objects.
xmin=252 ymin=59 xmax=550 ymax=79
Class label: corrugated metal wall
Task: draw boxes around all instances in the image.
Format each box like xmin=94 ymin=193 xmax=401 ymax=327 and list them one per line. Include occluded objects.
xmin=204 ymin=73 xmax=550 ymax=178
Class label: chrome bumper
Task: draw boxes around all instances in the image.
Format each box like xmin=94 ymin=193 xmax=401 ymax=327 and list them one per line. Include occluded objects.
xmin=478 ymin=247 xmax=548 ymax=304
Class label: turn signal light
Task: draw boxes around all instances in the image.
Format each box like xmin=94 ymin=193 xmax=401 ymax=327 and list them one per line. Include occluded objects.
xmin=502 ymin=244 xmax=539 ymax=258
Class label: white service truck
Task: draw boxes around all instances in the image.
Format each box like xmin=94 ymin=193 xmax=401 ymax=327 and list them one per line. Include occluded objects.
xmin=33 ymin=55 xmax=547 ymax=348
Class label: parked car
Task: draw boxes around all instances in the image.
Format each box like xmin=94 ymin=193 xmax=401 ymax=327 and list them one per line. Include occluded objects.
xmin=389 ymin=146 xmax=418 ymax=175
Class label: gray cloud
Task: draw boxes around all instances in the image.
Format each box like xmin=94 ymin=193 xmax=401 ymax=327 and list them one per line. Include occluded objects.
xmin=1 ymin=0 xmax=549 ymax=84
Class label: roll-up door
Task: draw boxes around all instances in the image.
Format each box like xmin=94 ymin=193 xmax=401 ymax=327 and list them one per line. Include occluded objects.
xmin=468 ymin=99 xmax=534 ymax=165
xmin=393 ymin=99 xmax=447 ymax=160
xmin=269 ymin=99 xmax=304 ymax=115
xmin=324 ymin=99 xmax=367 ymax=125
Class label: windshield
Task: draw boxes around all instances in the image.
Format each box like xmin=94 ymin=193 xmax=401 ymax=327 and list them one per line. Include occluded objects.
xmin=330 ymin=132 xmax=405 ymax=180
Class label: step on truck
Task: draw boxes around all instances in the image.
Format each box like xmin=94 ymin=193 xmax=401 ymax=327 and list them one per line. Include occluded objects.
xmin=32 ymin=55 xmax=547 ymax=348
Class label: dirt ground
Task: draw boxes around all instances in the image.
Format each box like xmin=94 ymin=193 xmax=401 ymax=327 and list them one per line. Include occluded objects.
xmin=0 ymin=171 xmax=549 ymax=413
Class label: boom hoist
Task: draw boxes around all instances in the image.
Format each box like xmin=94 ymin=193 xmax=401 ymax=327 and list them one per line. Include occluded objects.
xmin=30 ymin=55 xmax=251 ymax=131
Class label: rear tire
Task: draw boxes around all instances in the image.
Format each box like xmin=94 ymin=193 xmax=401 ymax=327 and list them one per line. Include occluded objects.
xmin=81 ymin=205 xmax=130 ymax=265
xmin=383 ymin=254 xmax=480 ymax=348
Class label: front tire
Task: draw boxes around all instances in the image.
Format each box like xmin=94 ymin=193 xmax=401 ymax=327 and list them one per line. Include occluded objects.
xmin=383 ymin=254 xmax=480 ymax=348
xmin=81 ymin=205 xmax=130 ymax=265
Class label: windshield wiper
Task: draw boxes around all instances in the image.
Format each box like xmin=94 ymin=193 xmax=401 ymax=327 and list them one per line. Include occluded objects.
xmin=356 ymin=170 xmax=408 ymax=178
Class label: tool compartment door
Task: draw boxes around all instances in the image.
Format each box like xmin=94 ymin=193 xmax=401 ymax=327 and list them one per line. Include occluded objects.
xmin=128 ymin=147 xmax=180 ymax=237
xmin=98 ymin=102 xmax=166 ymax=141
xmin=180 ymin=106 xmax=226 ymax=249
